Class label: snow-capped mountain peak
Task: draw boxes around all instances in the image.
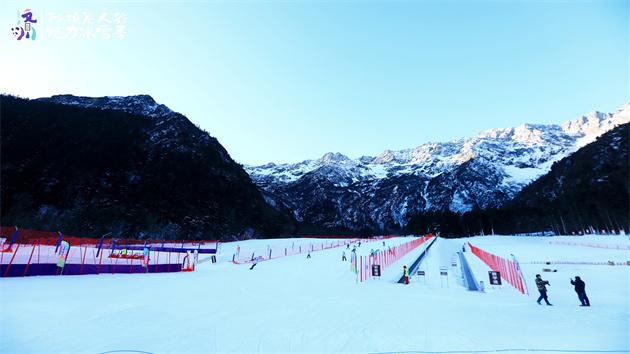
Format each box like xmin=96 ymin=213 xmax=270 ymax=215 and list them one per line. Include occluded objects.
xmin=320 ymin=152 xmax=351 ymax=164
xmin=245 ymin=104 xmax=630 ymax=231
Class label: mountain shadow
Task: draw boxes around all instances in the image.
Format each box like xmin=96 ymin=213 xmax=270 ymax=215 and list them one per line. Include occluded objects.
xmin=1 ymin=95 xmax=297 ymax=240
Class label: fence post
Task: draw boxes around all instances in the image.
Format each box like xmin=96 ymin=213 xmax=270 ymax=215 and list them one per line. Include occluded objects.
xmin=80 ymin=246 xmax=87 ymax=275
xmin=97 ymin=247 xmax=104 ymax=275
xmin=3 ymin=243 xmax=21 ymax=278
xmin=23 ymin=241 xmax=38 ymax=277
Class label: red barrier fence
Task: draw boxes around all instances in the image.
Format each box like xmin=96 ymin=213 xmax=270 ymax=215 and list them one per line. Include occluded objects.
xmin=468 ymin=243 xmax=525 ymax=294
xmin=549 ymin=241 xmax=630 ymax=250
xmin=530 ymin=261 xmax=630 ymax=266
xmin=358 ymin=235 xmax=433 ymax=282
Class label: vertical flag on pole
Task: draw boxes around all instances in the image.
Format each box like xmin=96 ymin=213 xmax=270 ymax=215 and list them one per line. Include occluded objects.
xmin=350 ymin=251 xmax=357 ymax=274
xmin=142 ymin=247 xmax=150 ymax=268
xmin=511 ymin=254 xmax=529 ymax=296
xmin=193 ymin=249 xmax=199 ymax=268
xmin=57 ymin=240 xmax=70 ymax=268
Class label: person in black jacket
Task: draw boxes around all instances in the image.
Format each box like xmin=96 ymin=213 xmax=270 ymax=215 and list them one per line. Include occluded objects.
xmin=571 ymin=276 xmax=590 ymax=306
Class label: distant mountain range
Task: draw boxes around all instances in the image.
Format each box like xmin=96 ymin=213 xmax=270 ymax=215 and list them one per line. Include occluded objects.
xmin=245 ymin=104 xmax=629 ymax=231
xmin=2 ymin=93 xmax=627 ymax=238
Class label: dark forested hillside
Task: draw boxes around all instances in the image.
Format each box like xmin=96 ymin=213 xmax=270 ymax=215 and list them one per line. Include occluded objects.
xmin=405 ymin=123 xmax=629 ymax=237
xmin=1 ymin=95 xmax=295 ymax=240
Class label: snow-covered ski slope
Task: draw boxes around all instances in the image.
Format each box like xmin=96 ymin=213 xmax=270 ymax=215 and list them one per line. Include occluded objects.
xmin=2 ymin=235 xmax=629 ymax=354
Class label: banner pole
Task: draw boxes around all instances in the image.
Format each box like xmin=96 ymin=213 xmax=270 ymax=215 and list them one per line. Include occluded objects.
xmin=5 ymin=226 xmax=18 ymax=252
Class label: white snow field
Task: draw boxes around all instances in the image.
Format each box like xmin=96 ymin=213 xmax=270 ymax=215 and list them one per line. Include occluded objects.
xmin=1 ymin=235 xmax=629 ymax=354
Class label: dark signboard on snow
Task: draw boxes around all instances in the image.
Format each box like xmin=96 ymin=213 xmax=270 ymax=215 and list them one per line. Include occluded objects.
xmin=211 ymin=255 xmax=217 ymax=263
xmin=417 ymin=270 xmax=425 ymax=276
xmin=440 ymin=267 xmax=448 ymax=276
xmin=372 ymin=264 xmax=381 ymax=277
xmin=488 ymin=271 xmax=501 ymax=285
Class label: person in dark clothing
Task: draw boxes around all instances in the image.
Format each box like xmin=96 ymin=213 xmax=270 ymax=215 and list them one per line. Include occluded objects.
xmin=535 ymin=274 xmax=552 ymax=306
xmin=250 ymin=256 xmax=260 ymax=270
xmin=571 ymin=276 xmax=590 ymax=306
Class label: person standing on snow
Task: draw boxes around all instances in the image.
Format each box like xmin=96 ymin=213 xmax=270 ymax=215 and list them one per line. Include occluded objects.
xmin=571 ymin=276 xmax=590 ymax=306
xmin=535 ymin=274 xmax=552 ymax=306
xmin=307 ymin=250 xmax=311 ymax=259
xmin=342 ymin=251 xmax=347 ymax=261
xmin=404 ymin=266 xmax=409 ymax=284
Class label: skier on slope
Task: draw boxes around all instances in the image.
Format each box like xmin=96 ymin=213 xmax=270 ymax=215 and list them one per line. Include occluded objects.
xmin=404 ymin=266 xmax=409 ymax=284
xmin=342 ymin=251 xmax=347 ymax=261
xmin=250 ymin=256 xmax=261 ymax=270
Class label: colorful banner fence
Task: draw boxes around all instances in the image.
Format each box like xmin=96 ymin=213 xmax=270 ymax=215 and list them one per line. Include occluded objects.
xmin=358 ymin=234 xmax=433 ymax=283
xmin=0 ymin=227 xmax=219 ymax=278
xmin=468 ymin=243 xmax=525 ymax=294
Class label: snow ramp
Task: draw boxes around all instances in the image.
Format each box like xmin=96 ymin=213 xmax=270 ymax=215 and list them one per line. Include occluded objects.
xmin=458 ymin=251 xmax=480 ymax=291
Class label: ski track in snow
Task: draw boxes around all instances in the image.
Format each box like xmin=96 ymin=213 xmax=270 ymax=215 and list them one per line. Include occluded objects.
xmin=1 ymin=235 xmax=629 ymax=354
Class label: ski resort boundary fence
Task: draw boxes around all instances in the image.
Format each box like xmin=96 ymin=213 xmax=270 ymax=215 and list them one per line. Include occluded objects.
xmin=0 ymin=227 xmax=219 ymax=278
xmin=549 ymin=241 xmax=630 ymax=250
xmin=468 ymin=243 xmax=526 ymax=294
xmin=357 ymin=234 xmax=433 ymax=282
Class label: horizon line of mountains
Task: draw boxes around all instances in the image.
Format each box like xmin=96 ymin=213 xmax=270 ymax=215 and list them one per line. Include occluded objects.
xmin=1 ymin=94 xmax=628 ymax=239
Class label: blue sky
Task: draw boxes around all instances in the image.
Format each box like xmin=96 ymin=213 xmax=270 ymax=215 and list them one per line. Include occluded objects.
xmin=1 ymin=0 xmax=628 ymax=165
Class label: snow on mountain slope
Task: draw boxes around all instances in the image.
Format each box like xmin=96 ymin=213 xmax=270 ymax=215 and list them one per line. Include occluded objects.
xmin=246 ymin=104 xmax=630 ymax=230
xmin=38 ymin=94 xmax=174 ymax=118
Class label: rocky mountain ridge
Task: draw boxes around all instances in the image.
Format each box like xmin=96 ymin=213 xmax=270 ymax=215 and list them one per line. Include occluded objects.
xmin=245 ymin=104 xmax=630 ymax=231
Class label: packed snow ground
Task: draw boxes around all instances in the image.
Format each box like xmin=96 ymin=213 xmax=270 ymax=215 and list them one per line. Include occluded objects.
xmin=1 ymin=235 xmax=629 ymax=354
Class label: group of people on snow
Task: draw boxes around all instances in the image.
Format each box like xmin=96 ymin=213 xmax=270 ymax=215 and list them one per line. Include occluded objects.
xmin=535 ymin=274 xmax=590 ymax=307
xmin=244 ymin=243 xmax=591 ymax=308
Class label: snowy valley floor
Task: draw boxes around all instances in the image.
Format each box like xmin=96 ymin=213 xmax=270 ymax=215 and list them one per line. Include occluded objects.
xmin=1 ymin=235 xmax=629 ymax=354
